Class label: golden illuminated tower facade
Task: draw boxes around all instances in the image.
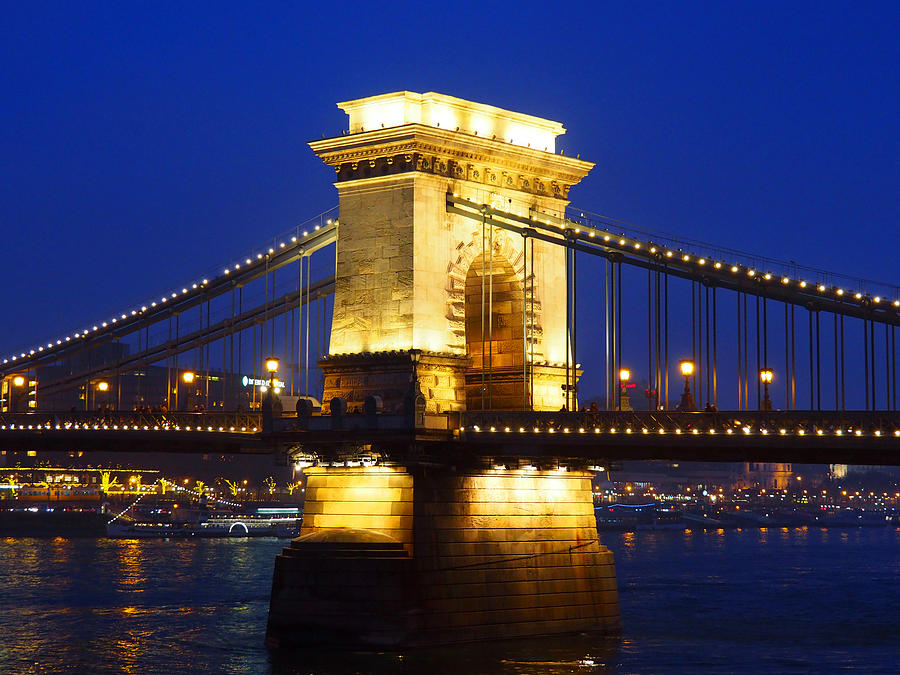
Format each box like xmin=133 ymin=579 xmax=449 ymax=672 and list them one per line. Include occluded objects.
xmin=309 ymin=92 xmax=593 ymax=412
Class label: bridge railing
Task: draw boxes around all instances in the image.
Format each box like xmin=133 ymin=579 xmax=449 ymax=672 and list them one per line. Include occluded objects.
xmin=0 ymin=411 xmax=262 ymax=432
xmin=460 ymin=410 xmax=900 ymax=436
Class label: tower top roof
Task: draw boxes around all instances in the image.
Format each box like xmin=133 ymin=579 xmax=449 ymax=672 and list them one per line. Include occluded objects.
xmin=336 ymin=91 xmax=566 ymax=153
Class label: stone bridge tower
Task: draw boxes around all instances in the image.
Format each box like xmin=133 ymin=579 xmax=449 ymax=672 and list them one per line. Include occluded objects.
xmin=309 ymin=92 xmax=593 ymax=412
xmin=266 ymin=93 xmax=618 ymax=651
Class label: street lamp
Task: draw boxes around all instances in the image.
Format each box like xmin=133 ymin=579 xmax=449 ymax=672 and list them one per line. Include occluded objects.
xmin=265 ymin=358 xmax=280 ymax=392
xmin=618 ymin=368 xmax=633 ymax=411
xmin=679 ymin=359 xmax=695 ymax=411
xmin=182 ymin=371 xmax=195 ymax=384
xmin=12 ymin=376 xmax=25 ymax=388
xmin=96 ymin=381 xmax=109 ymax=392
xmin=760 ymin=367 xmax=774 ymax=411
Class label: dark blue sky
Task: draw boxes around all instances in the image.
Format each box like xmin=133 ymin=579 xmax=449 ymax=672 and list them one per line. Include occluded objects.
xmin=2 ymin=1 xmax=898 ymax=357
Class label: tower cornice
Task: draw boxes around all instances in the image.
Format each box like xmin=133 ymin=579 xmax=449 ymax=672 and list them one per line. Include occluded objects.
xmin=309 ymin=124 xmax=593 ymax=199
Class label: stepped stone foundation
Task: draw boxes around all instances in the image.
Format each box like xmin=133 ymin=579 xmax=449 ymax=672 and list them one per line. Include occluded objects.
xmin=266 ymin=465 xmax=620 ymax=649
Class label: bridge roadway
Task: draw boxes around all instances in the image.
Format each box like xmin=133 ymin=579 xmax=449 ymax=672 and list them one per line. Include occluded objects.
xmin=2 ymin=410 xmax=899 ymax=465
xmin=274 ymin=410 xmax=900 ymax=467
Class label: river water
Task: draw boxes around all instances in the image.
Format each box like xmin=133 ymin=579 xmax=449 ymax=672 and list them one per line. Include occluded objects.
xmin=1 ymin=528 xmax=898 ymax=673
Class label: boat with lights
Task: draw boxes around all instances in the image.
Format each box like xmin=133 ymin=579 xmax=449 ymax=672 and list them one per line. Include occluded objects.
xmin=106 ymin=505 xmax=301 ymax=538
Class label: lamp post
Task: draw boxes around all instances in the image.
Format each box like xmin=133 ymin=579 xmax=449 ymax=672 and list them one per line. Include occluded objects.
xmin=679 ymin=360 xmax=695 ymax=411
xmin=618 ymin=368 xmax=633 ymax=411
xmin=181 ymin=371 xmax=196 ymax=411
xmin=262 ymin=357 xmax=281 ymax=432
xmin=760 ymin=367 xmax=774 ymax=411
xmin=265 ymin=358 xmax=280 ymax=391
xmin=8 ymin=375 xmax=26 ymax=413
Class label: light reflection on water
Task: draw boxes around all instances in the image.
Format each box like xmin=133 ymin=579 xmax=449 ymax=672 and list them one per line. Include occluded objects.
xmin=0 ymin=529 xmax=898 ymax=673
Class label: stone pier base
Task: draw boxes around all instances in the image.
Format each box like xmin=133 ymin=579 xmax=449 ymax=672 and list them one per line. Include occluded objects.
xmin=266 ymin=465 xmax=620 ymax=649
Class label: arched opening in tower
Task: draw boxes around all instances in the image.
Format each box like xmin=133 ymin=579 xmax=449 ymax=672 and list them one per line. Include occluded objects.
xmin=464 ymin=253 xmax=527 ymax=410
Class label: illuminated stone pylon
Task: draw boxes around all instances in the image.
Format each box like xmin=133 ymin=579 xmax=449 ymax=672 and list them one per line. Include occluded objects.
xmin=265 ymin=93 xmax=619 ymax=651
xmin=310 ymin=92 xmax=593 ymax=412
xmin=267 ymin=465 xmax=620 ymax=648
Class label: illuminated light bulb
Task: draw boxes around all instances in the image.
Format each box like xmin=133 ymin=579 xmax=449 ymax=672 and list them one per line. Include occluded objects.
xmin=818 ymin=284 xmax=826 ymax=292
xmin=489 ymin=426 xmax=496 ymax=432
xmin=291 ymin=236 xmax=297 ymax=242
xmin=748 ymin=270 xmax=755 ymax=277
xmin=782 ymin=277 xmax=789 ymax=284
xmin=268 ymin=248 xmax=274 ymax=254
xmin=874 ymin=296 xmax=881 ymax=303
xmin=594 ymin=427 xmax=600 ymax=434
xmin=691 ymin=429 xmax=699 ymax=435
xmin=609 ymin=427 xmax=617 ymax=434
xmin=658 ymin=428 xmax=665 ymax=434
xmin=798 ymin=429 xmax=805 ymax=435
xmin=280 ymin=243 xmax=285 ymax=248
xmin=708 ymin=429 xmax=716 ymax=434
xmin=683 ymin=254 xmax=690 ymax=261
xmin=675 ymin=428 xmax=682 ymax=434
xmin=625 ymin=428 xmax=632 ymax=434
xmin=182 ymin=288 xmax=187 ymax=293
xmin=303 ymin=231 xmax=308 ymax=236
xmin=816 ymin=429 xmax=823 ymax=435
xmin=192 ymin=284 xmax=198 ymax=289
xmin=714 ymin=262 xmax=722 ymax=269
xmin=731 ymin=265 xmax=739 ymax=273
xmin=799 ymin=281 xmax=807 ymax=288
xmin=764 ymin=273 xmax=772 ymax=280
xmin=836 ymin=289 xmax=844 ymax=296
xmin=224 ymin=269 xmax=230 ymax=274
xmin=835 ymin=429 xmax=843 ymax=435
xmin=875 ymin=430 xmax=882 ymax=436
xmin=589 ymin=231 xmax=595 ymax=238
xmin=171 ymin=293 xmax=177 ymax=298
xmin=603 ymin=235 xmax=611 ymax=241
xmin=894 ymin=300 xmax=900 ymax=307
xmin=161 ymin=297 xmax=167 ymax=302
xmin=855 ymin=429 xmax=862 ymax=436
xmin=779 ymin=429 xmax=786 ymax=435
xmin=102 ymin=322 xmax=107 ymax=327
xmin=698 ymin=258 xmax=706 ymax=265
